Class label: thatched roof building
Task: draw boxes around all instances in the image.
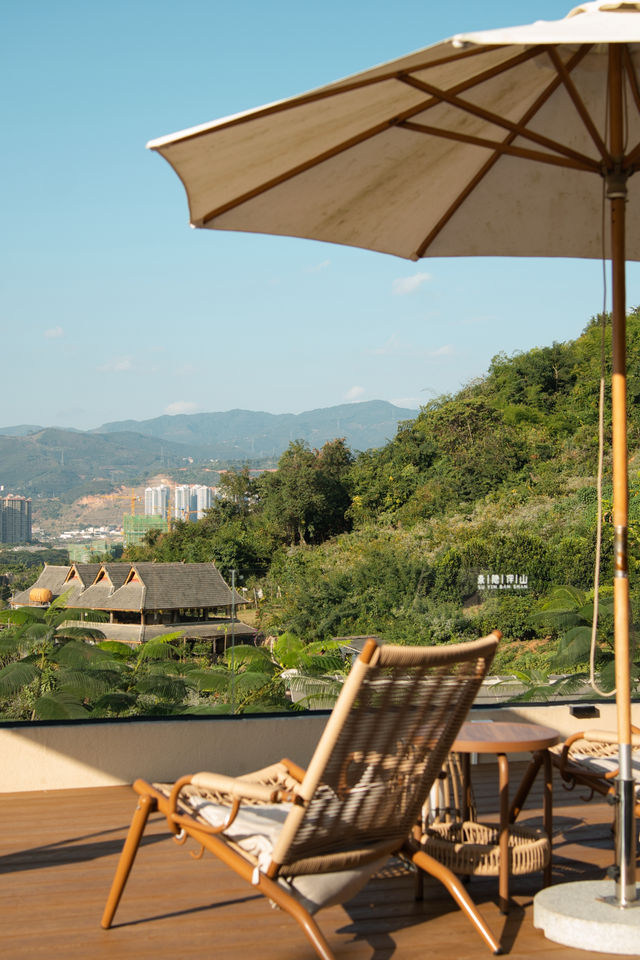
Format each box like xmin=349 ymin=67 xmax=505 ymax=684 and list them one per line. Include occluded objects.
xmin=11 ymin=562 xmax=255 ymax=648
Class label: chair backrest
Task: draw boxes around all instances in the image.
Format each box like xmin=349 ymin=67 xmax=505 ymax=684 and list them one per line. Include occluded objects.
xmin=271 ymin=632 xmax=499 ymax=872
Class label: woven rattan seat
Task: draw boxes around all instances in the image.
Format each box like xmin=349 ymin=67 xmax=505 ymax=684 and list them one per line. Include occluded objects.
xmin=551 ymin=727 xmax=640 ymax=816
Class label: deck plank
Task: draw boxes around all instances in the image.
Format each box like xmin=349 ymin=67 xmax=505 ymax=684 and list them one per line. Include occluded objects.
xmin=0 ymin=763 xmax=623 ymax=959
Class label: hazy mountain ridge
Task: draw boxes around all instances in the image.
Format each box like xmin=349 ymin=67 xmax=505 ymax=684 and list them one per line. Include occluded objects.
xmin=0 ymin=402 xmax=417 ymax=498
xmin=0 ymin=424 xmax=45 ymax=437
xmin=94 ymin=401 xmax=416 ymax=454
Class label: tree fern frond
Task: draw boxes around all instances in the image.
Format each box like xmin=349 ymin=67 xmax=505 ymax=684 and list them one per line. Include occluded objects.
xmin=0 ymin=660 xmax=39 ymax=694
xmin=32 ymin=693 xmax=90 ymax=720
xmin=134 ymin=675 xmax=188 ymax=700
xmin=96 ymin=641 xmax=135 ymax=660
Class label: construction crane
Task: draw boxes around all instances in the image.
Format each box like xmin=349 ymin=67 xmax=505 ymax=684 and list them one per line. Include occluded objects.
xmin=106 ymin=489 xmax=142 ymax=515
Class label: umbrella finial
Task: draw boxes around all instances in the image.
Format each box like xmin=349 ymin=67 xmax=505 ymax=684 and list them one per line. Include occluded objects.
xmin=568 ymin=1 xmax=640 ymax=17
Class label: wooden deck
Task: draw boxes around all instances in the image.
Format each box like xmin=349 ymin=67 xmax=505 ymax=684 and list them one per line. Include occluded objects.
xmin=0 ymin=760 xmax=622 ymax=959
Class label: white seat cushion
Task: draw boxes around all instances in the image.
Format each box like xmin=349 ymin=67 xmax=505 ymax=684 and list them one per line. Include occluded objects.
xmin=189 ymin=798 xmax=386 ymax=914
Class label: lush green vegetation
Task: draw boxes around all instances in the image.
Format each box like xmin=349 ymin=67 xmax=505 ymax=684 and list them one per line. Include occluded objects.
xmin=3 ymin=309 xmax=640 ymax=717
xmin=0 ymin=606 xmax=346 ymax=720
xmin=122 ymin=309 xmax=640 ymax=683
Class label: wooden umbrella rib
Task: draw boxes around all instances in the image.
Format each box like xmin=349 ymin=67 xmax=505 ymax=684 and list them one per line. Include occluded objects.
xmin=196 ymin=48 xmax=558 ymax=225
xmin=399 ymin=120 xmax=596 ymax=171
xmin=623 ymin=45 xmax=640 ymax=118
xmin=624 ymin=141 xmax=640 ymax=166
xmin=399 ymin=59 xmax=599 ymax=169
xmin=546 ymin=45 xmax=611 ymax=163
xmin=415 ymin=47 xmax=590 ymax=259
xmin=198 ymin=117 xmax=408 ymax=224
xmin=154 ymin=46 xmax=508 ymax=148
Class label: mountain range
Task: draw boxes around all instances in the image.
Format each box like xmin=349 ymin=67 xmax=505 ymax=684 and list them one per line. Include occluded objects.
xmin=0 ymin=401 xmax=417 ymax=498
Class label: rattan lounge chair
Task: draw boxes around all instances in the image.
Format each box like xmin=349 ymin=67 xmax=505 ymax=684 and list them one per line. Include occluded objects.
xmin=102 ymin=633 xmax=501 ymax=959
xmin=551 ymin=725 xmax=640 ymax=813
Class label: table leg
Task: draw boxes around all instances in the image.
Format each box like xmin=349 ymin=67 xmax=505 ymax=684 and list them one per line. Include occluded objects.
xmin=509 ymin=749 xmax=544 ymax=823
xmin=543 ymin=749 xmax=553 ymax=886
xmin=498 ymin=752 xmax=510 ymax=913
xmin=461 ymin=752 xmax=471 ymax=822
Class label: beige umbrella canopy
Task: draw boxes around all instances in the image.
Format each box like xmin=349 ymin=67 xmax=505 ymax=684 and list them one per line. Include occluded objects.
xmin=149 ymin=1 xmax=640 ymax=906
xmin=149 ymin=1 xmax=640 ymax=261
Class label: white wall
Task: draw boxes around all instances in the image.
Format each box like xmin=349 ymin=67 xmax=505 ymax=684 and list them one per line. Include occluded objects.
xmin=1 ymin=701 xmax=637 ymax=793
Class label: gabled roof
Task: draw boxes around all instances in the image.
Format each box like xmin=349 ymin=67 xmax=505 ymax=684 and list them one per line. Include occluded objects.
xmin=12 ymin=561 xmax=245 ymax=613
xmin=10 ymin=564 xmax=71 ymax=606
xmin=71 ymin=563 xmax=131 ymax=609
xmin=59 ymin=563 xmax=103 ymax=605
xmin=101 ymin=562 xmax=243 ymax=612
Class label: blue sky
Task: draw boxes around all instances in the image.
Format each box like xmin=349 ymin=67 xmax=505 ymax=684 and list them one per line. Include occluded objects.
xmin=3 ymin=0 xmax=639 ymax=430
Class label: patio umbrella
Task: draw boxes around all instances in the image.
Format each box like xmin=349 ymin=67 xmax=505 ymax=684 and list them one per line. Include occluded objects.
xmin=148 ymin=1 xmax=640 ymax=909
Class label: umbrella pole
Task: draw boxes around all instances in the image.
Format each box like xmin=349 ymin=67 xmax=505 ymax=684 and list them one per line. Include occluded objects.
xmin=608 ymin=44 xmax=636 ymax=906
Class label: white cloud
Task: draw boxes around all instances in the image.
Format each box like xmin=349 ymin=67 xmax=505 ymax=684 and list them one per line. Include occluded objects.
xmin=165 ymin=400 xmax=198 ymax=416
xmin=368 ymin=336 xmax=453 ymax=360
xmin=392 ymin=272 xmax=431 ymax=296
xmin=429 ymin=344 xmax=454 ymax=357
xmin=370 ymin=334 xmax=400 ymax=356
xmin=98 ymin=355 xmax=133 ymax=373
xmin=344 ymin=385 xmax=365 ymax=402
xmin=44 ymin=326 xmax=64 ymax=339
xmin=306 ymin=259 xmax=331 ymax=273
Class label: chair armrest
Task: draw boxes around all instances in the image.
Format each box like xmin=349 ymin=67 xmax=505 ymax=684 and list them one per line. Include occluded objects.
xmin=191 ymin=771 xmax=283 ymax=802
xmin=581 ymin=730 xmax=640 ymax=747
xmin=163 ymin=771 xmax=291 ymax=837
xmin=280 ymin=757 xmax=307 ymax=783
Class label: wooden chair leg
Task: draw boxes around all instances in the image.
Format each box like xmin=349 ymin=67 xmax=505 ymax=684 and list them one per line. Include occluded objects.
xmin=101 ymin=793 xmax=155 ymax=929
xmin=409 ymin=847 xmax=502 ymax=955
xmin=256 ymin=873 xmax=336 ymax=960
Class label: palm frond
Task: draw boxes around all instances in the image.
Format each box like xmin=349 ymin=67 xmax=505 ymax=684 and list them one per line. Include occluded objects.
xmin=64 ymin=607 xmax=110 ymax=623
xmin=136 ymin=634 xmax=183 ymax=662
xmin=0 ymin=660 xmax=39 ymax=694
xmin=224 ymin=645 xmax=275 ymax=674
xmin=32 ymin=693 xmax=91 ymax=720
xmin=92 ymin=691 xmax=137 ymax=714
xmin=182 ymin=667 xmax=231 ymax=693
xmin=181 ymin=703 xmax=234 ymax=715
xmin=134 ymin=674 xmax=189 ymax=700
xmin=55 ymin=625 xmax=106 ymax=642
xmin=0 ymin=608 xmax=44 ymax=626
xmin=52 ymin=640 xmax=112 ymax=667
xmin=56 ymin=670 xmax=114 ymax=699
xmin=286 ymin=673 xmax=342 ymax=708
xmin=96 ymin=641 xmax=135 ymax=660
xmin=551 ymin=626 xmax=593 ymax=670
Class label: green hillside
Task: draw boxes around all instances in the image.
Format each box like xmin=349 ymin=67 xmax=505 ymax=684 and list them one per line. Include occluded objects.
xmin=3 ymin=310 xmax=638 ymax=720
xmin=123 ymin=309 xmax=640 ymax=681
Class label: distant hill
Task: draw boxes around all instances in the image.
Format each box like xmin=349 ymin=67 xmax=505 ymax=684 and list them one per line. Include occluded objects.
xmin=0 ymin=428 xmax=190 ymax=499
xmin=0 ymin=401 xmax=417 ymax=498
xmin=0 ymin=424 xmax=44 ymax=437
xmin=93 ymin=401 xmax=417 ymax=458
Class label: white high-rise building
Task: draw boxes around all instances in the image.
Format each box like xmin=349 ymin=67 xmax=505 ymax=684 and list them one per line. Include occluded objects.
xmin=173 ymin=484 xmax=213 ymax=521
xmin=193 ymin=485 xmax=213 ymax=519
xmin=174 ymin=484 xmax=194 ymax=521
xmin=144 ymin=485 xmax=171 ymax=518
